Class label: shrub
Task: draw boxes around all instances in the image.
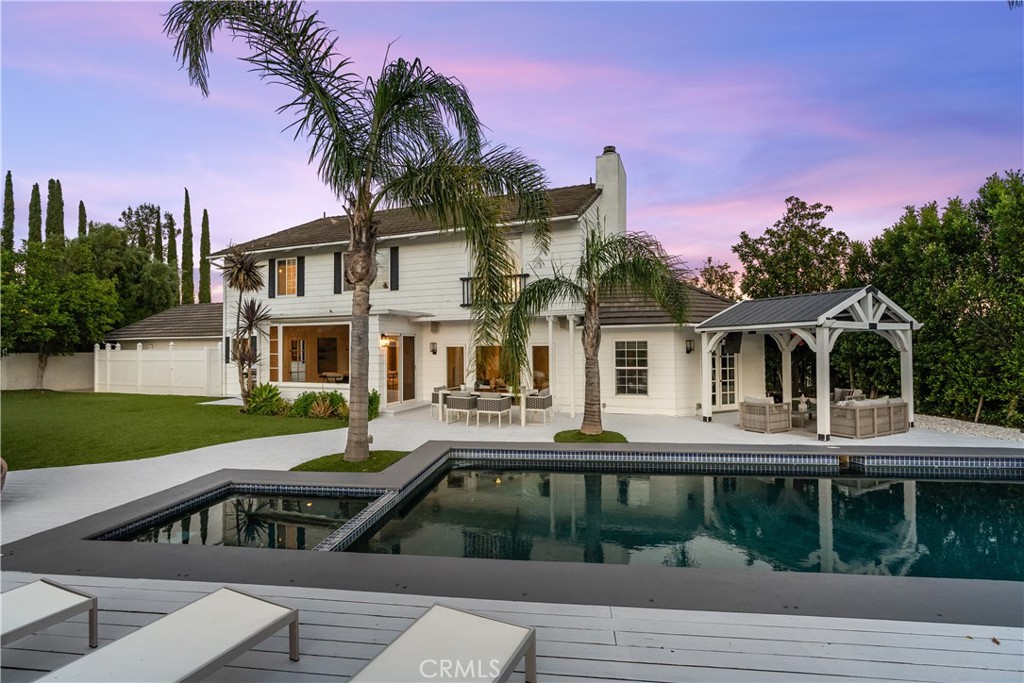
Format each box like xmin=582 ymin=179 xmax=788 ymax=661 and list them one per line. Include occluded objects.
xmin=246 ymin=383 xmax=286 ymax=416
xmin=291 ymin=390 xmax=348 ymax=420
xmin=368 ymin=389 xmax=381 ymax=420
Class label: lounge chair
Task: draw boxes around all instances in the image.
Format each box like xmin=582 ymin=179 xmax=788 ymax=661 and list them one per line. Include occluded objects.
xmin=477 ymin=393 xmax=513 ymax=428
xmin=1 ymin=579 xmax=98 ymax=649
xmin=739 ymin=396 xmax=791 ymax=434
xmin=38 ymin=587 xmax=298 ymax=682
xmin=446 ymin=392 xmax=477 ymax=426
xmin=524 ymin=388 xmax=554 ymax=424
xmin=351 ymin=604 xmax=536 ymax=683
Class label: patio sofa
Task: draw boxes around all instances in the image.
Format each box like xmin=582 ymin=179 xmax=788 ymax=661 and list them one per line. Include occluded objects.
xmin=830 ymin=398 xmax=909 ymax=439
xmin=739 ymin=396 xmax=791 ymax=434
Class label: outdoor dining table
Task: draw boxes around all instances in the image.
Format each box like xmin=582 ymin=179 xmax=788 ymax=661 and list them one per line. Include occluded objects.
xmin=436 ymin=389 xmax=533 ymax=425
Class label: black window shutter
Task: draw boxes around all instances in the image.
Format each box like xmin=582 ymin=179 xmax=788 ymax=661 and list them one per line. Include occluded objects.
xmin=268 ymin=259 xmax=276 ymax=298
xmin=390 ymin=246 xmax=399 ymax=291
xmin=224 ymin=336 xmax=231 ymax=363
xmin=333 ymin=252 xmax=342 ymax=294
xmin=297 ymin=256 xmax=305 ymax=297
xmin=250 ymin=334 xmax=257 ymax=355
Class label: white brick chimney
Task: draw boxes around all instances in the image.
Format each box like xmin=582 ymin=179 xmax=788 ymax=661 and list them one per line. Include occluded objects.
xmin=595 ymin=145 xmax=626 ymax=233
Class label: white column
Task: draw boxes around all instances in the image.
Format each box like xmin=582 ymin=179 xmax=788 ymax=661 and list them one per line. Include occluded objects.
xmin=568 ymin=315 xmax=576 ymax=418
xmin=818 ymin=478 xmax=834 ymax=573
xmin=136 ymin=343 xmax=143 ymax=393
xmin=217 ymin=341 xmax=225 ymax=396
xmin=104 ymin=343 xmax=111 ymax=392
xmin=900 ymin=337 xmax=915 ymax=427
xmin=93 ymin=343 xmax=100 ymax=393
xmin=815 ymin=326 xmax=831 ymax=441
xmin=168 ymin=341 xmax=175 ymax=395
xmin=781 ymin=336 xmax=793 ymax=405
xmin=700 ymin=333 xmax=713 ymax=421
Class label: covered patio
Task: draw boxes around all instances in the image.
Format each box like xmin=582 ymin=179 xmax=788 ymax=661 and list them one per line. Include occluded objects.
xmin=695 ymin=286 xmax=921 ymax=441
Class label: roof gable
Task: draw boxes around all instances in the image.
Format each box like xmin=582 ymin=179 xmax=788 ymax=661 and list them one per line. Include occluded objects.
xmin=600 ymin=285 xmax=736 ymax=326
xmin=215 ymin=184 xmax=602 ymax=256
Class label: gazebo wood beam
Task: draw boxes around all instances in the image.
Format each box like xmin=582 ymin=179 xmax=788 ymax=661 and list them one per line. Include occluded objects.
xmin=822 ymin=321 xmax=913 ymax=331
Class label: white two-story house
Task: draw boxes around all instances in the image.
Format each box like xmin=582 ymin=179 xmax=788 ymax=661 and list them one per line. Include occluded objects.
xmin=216 ymin=146 xmax=766 ymax=417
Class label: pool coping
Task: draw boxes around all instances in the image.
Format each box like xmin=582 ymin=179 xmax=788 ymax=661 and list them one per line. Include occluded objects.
xmin=2 ymin=441 xmax=1022 ymax=627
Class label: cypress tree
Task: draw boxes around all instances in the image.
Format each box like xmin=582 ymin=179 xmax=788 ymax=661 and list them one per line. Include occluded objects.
xmin=165 ymin=211 xmax=179 ymax=304
xmin=2 ymin=171 xmax=13 ymax=251
xmin=181 ymin=188 xmax=194 ymax=304
xmin=154 ymin=208 xmax=164 ymax=261
xmin=199 ymin=208 xmax=211 ymax=303
xmin=78 ymin=201 xmax=87 ymax=237
xmin=44 ymin=179 xmax=65 ymax=245
xmin=28 ymin=183 xmax=42 ymax=243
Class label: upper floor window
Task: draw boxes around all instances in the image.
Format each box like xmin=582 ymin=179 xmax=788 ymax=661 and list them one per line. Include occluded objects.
xmin=615 ymin=341 xmax=648 ymax=395
xmin=277 ymin=258 xmax=297 ymax=296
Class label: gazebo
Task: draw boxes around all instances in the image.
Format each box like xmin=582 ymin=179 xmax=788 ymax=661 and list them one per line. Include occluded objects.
xmin=695 ymin=286 xmax=922 ymax=441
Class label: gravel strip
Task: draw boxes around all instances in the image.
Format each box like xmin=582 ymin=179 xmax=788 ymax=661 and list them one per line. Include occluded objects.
xmin=916 ymin=414 xmax=1023 ymax=442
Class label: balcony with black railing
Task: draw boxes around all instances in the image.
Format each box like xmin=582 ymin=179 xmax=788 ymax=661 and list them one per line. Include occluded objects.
xmin=460 ymin=274 xmax=529 ymax=307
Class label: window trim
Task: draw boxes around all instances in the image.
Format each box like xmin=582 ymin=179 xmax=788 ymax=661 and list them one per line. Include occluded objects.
xmin=341 ymin=248 xmax=392 ymax=292
xmin=614 ymin=340 xmax=648 ymax=396
xmin=276 ymin=257 xmax=298 ymax=297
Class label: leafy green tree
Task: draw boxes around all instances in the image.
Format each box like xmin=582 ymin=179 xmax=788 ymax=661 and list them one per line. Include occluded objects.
xmin=687 ymin=257 xmax=738 ymax=299
xmin=181 ymin=188 xmax=194 ymax=304
xmin=79 ymin=223 xmax=178 ymax=326
xmin=153 ymin=207 xmax=164 ymax=262
xmin=120 ymin=203 xmax=161 ymax=251
xmin=78 ymin=200 xmax=87 ymax=237
xmin=502 ymin=221 xmax=689 ymax=434
xmin=166 ymin=1 xmax=550 ymax=461
xmin=28 ymin=183 xmax=42 ymax=244
xmin=44 ymin=179 xmax=65 ymax=246
xmin=3 ymin=171 xmax=13 ymax=251
xmin=199 ymin=208 xmax=211 ymax=303
xmin=1 ymin=241 xmax=119 ymax=388
xmin=733 ymin=196 xmax=853 ymax=298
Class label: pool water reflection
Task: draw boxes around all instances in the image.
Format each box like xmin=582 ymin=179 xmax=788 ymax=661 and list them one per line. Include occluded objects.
xmin=351 ymin=471 xmax=1023 ymax=581
xmin=128 ymin=494 xmax=370 ymax=550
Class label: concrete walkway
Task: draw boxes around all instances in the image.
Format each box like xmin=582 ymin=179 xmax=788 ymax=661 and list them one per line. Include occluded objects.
xmin=1 ymin=405 xmax=1019 ymax=545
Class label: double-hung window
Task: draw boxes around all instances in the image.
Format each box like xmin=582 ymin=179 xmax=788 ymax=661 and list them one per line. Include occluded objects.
xmin=615 ymin=341 xmax=648 ymax=395
xmin=342 ymin=248 xmax=392 ymax=291
xmin=276 ymin=258 xmax=297 ymax=296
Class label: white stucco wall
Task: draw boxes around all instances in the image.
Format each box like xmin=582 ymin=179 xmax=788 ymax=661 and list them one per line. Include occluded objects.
xmin=0 ymin=353 xmax=94 ymax=391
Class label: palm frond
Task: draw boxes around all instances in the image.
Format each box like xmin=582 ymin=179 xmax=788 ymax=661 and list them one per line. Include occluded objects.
xmin=219 ymin=244 xmax=265 ymax=294
xmin=500 ymin=276 xmax=584 ymax=392
xmin=236 ymin=297 xmax=273 ymax=337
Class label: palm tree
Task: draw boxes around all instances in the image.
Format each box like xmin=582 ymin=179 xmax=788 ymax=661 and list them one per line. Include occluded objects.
xmin=502 ymin=221 xmax=690 ymax=434
xmin=165 ymin=1 xmax=550 ymax=461
xmin=219 ymin=244 xmax=270 ymax=404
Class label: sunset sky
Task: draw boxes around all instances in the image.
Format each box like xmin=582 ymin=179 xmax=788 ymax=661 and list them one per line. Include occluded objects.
xmin=3 ymin=1 xmax=1021 ymax=300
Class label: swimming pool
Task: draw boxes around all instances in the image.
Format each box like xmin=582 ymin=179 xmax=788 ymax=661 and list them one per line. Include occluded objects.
xmin=350 ymin=470 xmax=1024 ymax=581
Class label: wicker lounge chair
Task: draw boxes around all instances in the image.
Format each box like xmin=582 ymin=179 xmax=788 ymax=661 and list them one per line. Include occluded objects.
xmin=445 ymin=392 xmax=477 ymax=425
xmin=477 ymin=393 xmax=513 ymax=427
xmin=430 ymin=385 xmax=447 ymax=419
xmin=524 ymin=388 xmax=554 ymax=424
xmin=831 ymin=398 xmax=909 ymax=438
xmin=739 ymin=396 xmax=791 ymax=434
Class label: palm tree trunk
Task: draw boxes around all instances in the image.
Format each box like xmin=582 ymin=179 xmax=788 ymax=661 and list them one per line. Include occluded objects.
xmin=346 ymin=282 xmax=371 ymax=461
xmin=580 ymin=297 xmax=603 ymax=434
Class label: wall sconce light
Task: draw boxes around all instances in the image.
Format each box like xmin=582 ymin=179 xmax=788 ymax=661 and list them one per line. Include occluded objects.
xmin=685 ymin=339 xmax=695 ymax=354
xmin=430 ymin=342 xmax=437 ymax=355
xmin=380 ymin=334 xmax=389 ymax=348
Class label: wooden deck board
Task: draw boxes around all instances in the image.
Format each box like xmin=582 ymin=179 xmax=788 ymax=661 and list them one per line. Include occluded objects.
xmin=3 ymin=572 xmax=1021 ymax=683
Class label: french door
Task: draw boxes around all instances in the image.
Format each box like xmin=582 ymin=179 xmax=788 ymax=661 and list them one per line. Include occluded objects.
xmin=711 ymin=352 xmax=738 ymax=411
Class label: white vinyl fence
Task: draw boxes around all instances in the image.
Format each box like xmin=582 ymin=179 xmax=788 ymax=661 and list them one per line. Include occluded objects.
xmin=94 ymin=343 xmax=225 ymax=397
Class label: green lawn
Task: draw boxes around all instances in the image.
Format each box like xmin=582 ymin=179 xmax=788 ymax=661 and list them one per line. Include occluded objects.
xmin=554 ymin=429 xmax=628 ymax=443
xmin=290 ymin=450 xmax=409 ymax=473
xmin=1 ymin=391 xmax=345 ymax=470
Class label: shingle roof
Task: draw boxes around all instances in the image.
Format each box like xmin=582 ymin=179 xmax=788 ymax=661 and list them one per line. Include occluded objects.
xmin=214 ymin=184 xmax=602 ymax=256
xmin=600 ymin=286 xmax=736 ymax=326
xmin=106 ymin=303 xmax=223 ymax=341
xmin=695 ymin=288 xmax=867 ymax=330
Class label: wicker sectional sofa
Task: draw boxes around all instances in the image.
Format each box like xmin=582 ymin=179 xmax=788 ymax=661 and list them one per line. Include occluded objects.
xmin=830 ymin=398 xmax=909 ymax=439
